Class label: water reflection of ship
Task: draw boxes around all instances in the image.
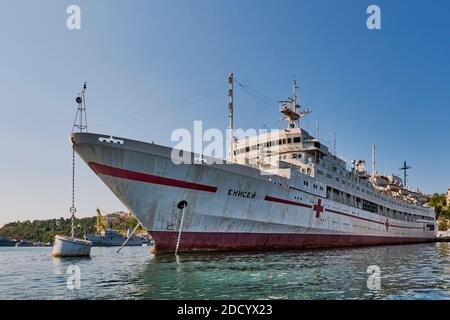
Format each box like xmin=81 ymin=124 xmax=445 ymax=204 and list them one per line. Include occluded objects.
xmin=85 ymin=208 xmax=152 ymax=247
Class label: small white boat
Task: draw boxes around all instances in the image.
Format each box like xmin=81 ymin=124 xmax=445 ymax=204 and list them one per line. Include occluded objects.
xmin=52 ymin=235 xmax=92 ymax=257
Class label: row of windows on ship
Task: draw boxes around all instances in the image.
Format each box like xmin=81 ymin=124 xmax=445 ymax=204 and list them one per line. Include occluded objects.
xmin=314 ymin=168 xmax=430 ymax=215
xmin=267 ymin=151 xmax=430 ymax=215
xmin=273 ymin=150 xmax=429 ymax=216
xmin=234 ymin=136 xmax=430 ymax=217
xmin=270 ymin=178 xmax=433 ymax=222
xmin=323 ymin=186 xmax=434 ymax=222
xmin=234 ymin=136 xmax=303 ymax=155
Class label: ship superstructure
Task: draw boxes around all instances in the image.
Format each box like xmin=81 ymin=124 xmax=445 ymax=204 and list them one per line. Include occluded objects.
xmin=71 ymin=75 xmax=436 ymax=253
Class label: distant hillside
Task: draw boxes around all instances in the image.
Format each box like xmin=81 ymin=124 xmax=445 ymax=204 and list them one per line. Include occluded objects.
xmin=0 ymin=212 xmax=145 ymax=243
xmin=426 ymin=193 xmax=450 ymax=231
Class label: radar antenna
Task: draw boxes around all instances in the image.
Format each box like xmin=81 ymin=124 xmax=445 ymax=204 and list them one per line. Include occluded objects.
xmin=279 ymin=78 xmax=311 ymax=128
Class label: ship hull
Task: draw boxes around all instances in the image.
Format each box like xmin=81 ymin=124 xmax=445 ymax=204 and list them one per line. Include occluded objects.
xmin=0 ymin=239 xmax=17 ymax=247
xmin=72 ymin=133 xmax=437 ymax=254
xmin=85 ymin=234 xmax=143 ymax=247
xmin=151 ymin=231 xmax=433 ymax=253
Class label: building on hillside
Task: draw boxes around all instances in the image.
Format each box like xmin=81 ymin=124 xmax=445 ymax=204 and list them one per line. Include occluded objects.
xmin=447 ymin=188 xmax=450 ymax=208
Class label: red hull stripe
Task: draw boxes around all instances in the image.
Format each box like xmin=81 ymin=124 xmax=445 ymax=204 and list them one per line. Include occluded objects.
xmin=326 ymin=208 xmax=423 ymax=230
xmin=390 ymin=224 xmax=423 ymax=230
xmin=264 ymin=195 xmax=312 ymax=208
xmin=89 ymin=162 xmax=218 ymax=193
xmin=150 ymin=231 xmax=434 ymax=253
xmin=326 ymin=208 xmax=385 ymax=225
xmin=265 ymin=195 xmax=424 ymax=230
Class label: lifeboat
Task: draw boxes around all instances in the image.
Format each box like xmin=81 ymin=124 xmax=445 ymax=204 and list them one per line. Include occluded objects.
xmin=387 ymin=183 xmax=401 ymax=192
xmin=417 ymin=195 xmax=428 ymax=203
xmin=373 ymin=175 xmax=389 ymax=187
xmin=407 ymin=191 xmax=428 ymax=203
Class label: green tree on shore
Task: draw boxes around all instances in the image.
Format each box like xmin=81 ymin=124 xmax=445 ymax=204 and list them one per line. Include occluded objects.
xmin=0 ymin=213 xmax=144 ymax=243
xmin=426 ymin=193 xmax=450 ymax=231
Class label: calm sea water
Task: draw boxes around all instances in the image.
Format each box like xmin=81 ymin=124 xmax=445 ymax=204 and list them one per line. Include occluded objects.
xmin=0 ymin=243 xmax=449 ymax=300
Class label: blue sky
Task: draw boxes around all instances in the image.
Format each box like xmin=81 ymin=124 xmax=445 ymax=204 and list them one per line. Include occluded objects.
xmin=0 ymin=0 xmax=449 ymax=226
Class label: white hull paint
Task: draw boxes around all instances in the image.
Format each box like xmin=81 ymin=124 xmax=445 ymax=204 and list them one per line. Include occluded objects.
xmin=72 ymin=133 xmax=436 ymax=253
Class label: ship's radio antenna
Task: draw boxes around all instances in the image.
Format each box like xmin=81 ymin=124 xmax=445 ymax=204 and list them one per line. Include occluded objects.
xmin=292 ymin=77 xmax=298 ymax=103
xmin=333 ymin=132 xmax=336 ymax=156
xmin=227 ymin=73 xmax=234 ymax=162
xmin=316 ymin=116 xmax=320 ymax=140
xmin=72 ymin=82 xmax=88 ymax=133
xmin=279 ymin=77 xmax=311 ymax=129
xmin=399 ymin=161 xmax=412 ymax=188
xmin=372 ymin=144 xmax=376 ymax=176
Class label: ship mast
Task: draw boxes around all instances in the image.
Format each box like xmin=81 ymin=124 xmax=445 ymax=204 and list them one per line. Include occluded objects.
xmin=72 ymin=82 xmax=88 ymax=133
xmin=227 ymin=73 xmax=234 ymax=162
xmin=279 ymin=78 xmax=310 ymax=129
xmin=399 ymin=161 xmax=412 ymax=188
xmin=372 ymin=144 xmax=376 ymax=176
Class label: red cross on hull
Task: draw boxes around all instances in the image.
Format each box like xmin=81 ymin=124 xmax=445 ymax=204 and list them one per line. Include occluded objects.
xmin=313 ymin=199 xmax=324 ymax=218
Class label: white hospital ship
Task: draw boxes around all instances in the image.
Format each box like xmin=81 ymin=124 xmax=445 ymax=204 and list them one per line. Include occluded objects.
xmin=72 ymin=75 xmax=436 ymax=253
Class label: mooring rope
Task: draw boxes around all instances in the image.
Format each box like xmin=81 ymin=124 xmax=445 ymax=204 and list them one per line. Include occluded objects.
xmin=117 ymin=222 xmax=141 ymax=253
xmin=174 ymin=206 xmax=186 ymax=256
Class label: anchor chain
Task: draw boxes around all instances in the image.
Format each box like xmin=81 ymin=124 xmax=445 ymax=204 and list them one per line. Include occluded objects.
xmin=69 ymin=147 xmax=77 ymax=238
